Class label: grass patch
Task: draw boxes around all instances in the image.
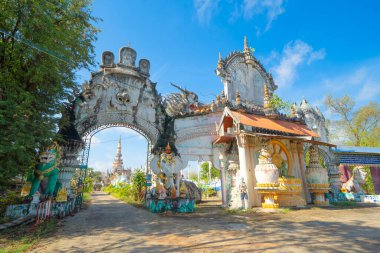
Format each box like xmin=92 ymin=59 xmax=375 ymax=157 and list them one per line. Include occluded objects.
xmin=224 ymin=208 xmax=255 ymax=215
xmin=279 ymin=208 xmax=291 ymax=214
xmin=106 ymin=191 xmax=144 ymax=208
xmin=331 ymin=201 xmax=358 ymax=208
xmin=83 ymin=192 xmax=92 ymax=203
xmin=0 ymin=219 xmax=57 ymax=253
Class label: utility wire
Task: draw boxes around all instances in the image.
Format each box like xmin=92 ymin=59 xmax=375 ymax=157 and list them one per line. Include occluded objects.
xmin=0 ymin=29 xmax=96 ymax=72
xmin=90 ymin=134 xmax=142 ymax=144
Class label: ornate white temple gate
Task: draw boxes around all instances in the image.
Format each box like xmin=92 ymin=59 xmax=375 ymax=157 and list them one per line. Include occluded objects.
xmin=6 ymin=38 xmax=377 ymax=221
xmin=56 ymin=37 xmax=342 ymax=212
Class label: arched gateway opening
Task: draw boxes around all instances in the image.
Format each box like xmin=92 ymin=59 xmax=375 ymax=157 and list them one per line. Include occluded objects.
xmin=80 ymin=123 xmax=153 ymax=172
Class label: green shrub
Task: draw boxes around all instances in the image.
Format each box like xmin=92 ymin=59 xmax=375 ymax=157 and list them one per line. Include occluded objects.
xmin=0 ymin=191 xmax=24 ymax=216
xmin=102 ymin=170 xmax=147 ymax=207
xmin=83 ymin=192 xmax=91 ymax=202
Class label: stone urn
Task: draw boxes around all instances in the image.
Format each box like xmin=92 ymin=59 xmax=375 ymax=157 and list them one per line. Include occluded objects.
xmin=255 ymin=143 xmax=279 ymax=187
xmin=254 ymin=140 xmax=280 ymax=209
xmin=305 ymin=145 xmax=329 ymax=205
xmin=305 ymin=146 xmax=328 ymax=186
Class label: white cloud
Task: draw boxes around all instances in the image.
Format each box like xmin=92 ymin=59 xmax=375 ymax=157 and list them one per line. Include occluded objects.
xmin=242 ymin=0 xmax=286 ymax=31
xmin=308 ymin=49 xmax=326 ymax=64
xmin=194 ymin=0 xmax=220 ymax=24
xmin=357 ymin=81 xmax=380 ymax=101
xmin=270 ymin=40 xmax=325 ymax=87
xmin=151 ymin=63 xmax=170 ymax=82
xmin=321 ymin=62 xmax=380 ymax=102
xmin=88 ymin=160 xmax=111 ymax=173
xmin=195 ymin=0 xmax=285 ymax=31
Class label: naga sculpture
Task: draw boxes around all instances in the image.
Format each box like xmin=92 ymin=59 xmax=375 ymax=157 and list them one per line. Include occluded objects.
xmin=162 ymin=83 xmax=199 ymax=117
xmin=342 ymin=166 xmax=367 ymax=194
xmin=29 ymin=142 xmax=61 ymax=198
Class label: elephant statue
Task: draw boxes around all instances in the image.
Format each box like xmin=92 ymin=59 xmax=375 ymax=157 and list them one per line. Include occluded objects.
xmin=150 ymin=143 xmax=184 ymax=192
xmin=28 ymin=142 xmax=61 ymax=198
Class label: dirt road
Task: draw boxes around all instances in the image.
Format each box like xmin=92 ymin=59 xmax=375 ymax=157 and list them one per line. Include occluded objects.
xmin=31 ymin=192 xmax=380 ymax=253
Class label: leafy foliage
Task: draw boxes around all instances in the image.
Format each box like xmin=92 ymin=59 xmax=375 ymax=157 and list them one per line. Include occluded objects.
xmin=103 ymin=169 xmax=146 ymax=205
xmin=200 ymin=162 xmax=220 ymax=183
xmin=0 ymin=1 xmax=99 ymax=191
xmin=269 ymin=94 xmax=292 ymax=115
xmin=0 ymin=190 xmax=24 ymax=216
xmin=324 ymin=95 xmax=379 ymax=147
xmin=131 ymin=169 xmax=146 ymax=201
xmin=188 ymin=171 xmax=199 ymax=182
xmin=83 ymin=168 xmax=103 ymax=193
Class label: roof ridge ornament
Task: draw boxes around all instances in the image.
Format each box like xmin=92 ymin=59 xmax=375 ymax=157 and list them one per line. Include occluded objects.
xmin=235 ymin=90 xmax=241 ymax=106
xmin=217 ymin=52 xmax=224 ymax=69
xmin=263 ymin=82 xmax=278 ymax=119
xmin=243 ymin=36 xmax=254 ymax=65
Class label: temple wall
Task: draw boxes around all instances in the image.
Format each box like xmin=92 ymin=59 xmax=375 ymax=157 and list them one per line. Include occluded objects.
xmin=174 ymin=113 xmax=221 ymax=165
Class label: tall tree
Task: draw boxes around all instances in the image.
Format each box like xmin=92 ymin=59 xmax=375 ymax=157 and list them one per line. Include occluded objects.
xmin=324 ymin=95 xmax=379 ymax=147
xmin=200 ymin=162 xmax=220 ymax=183
xmin=0 ymin=0 xmax=99 ymax=190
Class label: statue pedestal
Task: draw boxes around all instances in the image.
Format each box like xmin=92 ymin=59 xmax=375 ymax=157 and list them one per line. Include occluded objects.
xmin=256 ymin=186 xmax=280 ymax=209
xmin=308 ymin=184 xmax=330 ymax=205
xmin=146 ymin=198 xmax=195 ymax=213
xmin=277 ymin=178 xmax=306 ymax=207
xmin=31 ymin=192 xmax=41 ymax=204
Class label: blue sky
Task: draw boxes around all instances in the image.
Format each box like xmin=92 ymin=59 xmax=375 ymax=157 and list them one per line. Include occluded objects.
xmin=82 ymin=0 xmax=380 ymax=172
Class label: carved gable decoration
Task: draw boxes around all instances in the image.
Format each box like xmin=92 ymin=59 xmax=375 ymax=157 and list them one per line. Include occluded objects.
xmin=227 ymin=54 xmax=266 ymax=106
xmin=216 ymin=38 xmax=277 ymax=108
xmin=139 ymin=59 xmax=150 ymax=76
xmin=74 ymin=46 xmax=165 ymax=144
xmin=101 ymin=51 xmax=115 ymax=68
xmin=119 ymin=47 xmax=137 ymax=66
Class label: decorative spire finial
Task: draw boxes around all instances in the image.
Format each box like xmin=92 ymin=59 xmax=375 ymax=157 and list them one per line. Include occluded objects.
xmin=217 ymin=52 xmax=223 ymax=69
xmin=165 ymin=142 xmax=172 ymax=154
xmin=221 ymin=90 xmax=226 ymax=103
xmin=243 ymin=36 xmax=254 ymax=64
xmin=244 ymin=36 xmax=249 ymax=51
xmin=264 ymin=84 xmax=270 ymax=101
xmin=236 ymin=90 xmax=241 ymax=106
xmin=216 ymin=95 xmax=221 ymax=105
xmin=291 ymin=102 xmax=296 ymax=115
xmin=263 ymin=83 xmax=278 ymax=119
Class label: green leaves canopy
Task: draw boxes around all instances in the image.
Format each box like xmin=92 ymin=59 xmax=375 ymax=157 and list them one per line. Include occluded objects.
xmin=200 ymin=162 xmax=220 ymax=183
xmin=0 ymin=0 xmax=99 ymax=190
xmin=324 ymin=95 xmax=379 ymax=147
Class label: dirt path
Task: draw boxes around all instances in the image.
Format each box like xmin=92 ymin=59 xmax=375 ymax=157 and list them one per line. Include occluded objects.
xmin=31 ymin=192 xmax=380 ymax=253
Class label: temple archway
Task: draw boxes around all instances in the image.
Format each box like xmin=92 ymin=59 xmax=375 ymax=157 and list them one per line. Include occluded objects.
xmin=63 ymin=46 xmax=166 ymax=169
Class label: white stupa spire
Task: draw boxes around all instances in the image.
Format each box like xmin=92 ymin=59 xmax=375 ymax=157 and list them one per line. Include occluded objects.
xmin=112 ymin=135 xmax=124 ymax=173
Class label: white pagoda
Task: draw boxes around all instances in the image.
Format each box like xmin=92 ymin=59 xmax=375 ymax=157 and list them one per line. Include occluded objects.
xmin=111 ymin=136 xmax=131 ymax=185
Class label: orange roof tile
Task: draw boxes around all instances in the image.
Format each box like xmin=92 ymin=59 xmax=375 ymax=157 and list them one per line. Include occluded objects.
xmin=230 ymin=111 xmax=319 ymax=137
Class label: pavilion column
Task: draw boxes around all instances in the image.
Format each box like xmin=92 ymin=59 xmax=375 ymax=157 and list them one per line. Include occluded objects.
xmin=290 ymin=141 xmax=301 ymax=178
xmin=213 ymin=144 xmax=228 ymax=207
xmin=175 ymin=173 xmax=180 ymax=197
xmin=219 ymin=158 xmax=228 ymax=207
xmin=237 ymin=134 xmax=260 ymax=207
xmin=290 ymin=141 xmax=305 ymax=200
xmin=297 ymin=142 xmax=311 ymax=203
